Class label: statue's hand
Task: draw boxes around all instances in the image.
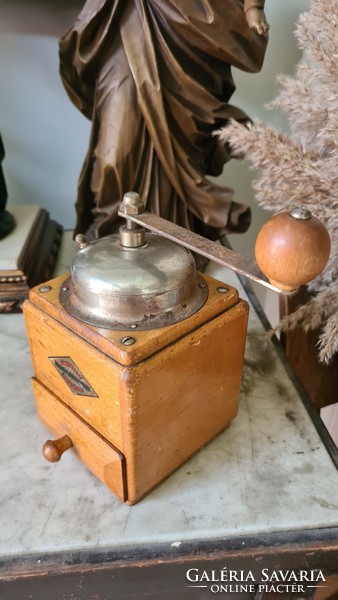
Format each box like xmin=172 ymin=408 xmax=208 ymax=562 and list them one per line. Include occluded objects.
xmin=245 ymin=8 xmax=269 ymax=35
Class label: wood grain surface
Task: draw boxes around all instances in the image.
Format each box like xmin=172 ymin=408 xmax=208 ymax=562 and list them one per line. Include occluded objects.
xmin=33 ymin=378 xmax=127 ymax=502
xmin=25 ymin=272 xmax=248 ymax=503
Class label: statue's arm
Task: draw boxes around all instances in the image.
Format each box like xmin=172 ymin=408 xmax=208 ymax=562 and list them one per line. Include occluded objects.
xmin=244 ymin=0 xmax=269 ymax=35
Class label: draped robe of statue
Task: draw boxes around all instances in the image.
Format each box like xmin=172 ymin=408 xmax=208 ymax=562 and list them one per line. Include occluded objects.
xmin=59 ymin=0 xmax=267 ymax=239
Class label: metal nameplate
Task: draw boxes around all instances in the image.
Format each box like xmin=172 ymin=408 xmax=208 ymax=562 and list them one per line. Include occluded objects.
xmin=49 ymin=356 xmax=98 ymax=397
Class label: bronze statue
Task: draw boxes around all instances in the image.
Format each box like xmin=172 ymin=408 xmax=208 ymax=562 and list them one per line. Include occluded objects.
xmin=0 ymin=134 xmax=15 ymax=240
xmin=59 ymin=0 xmax=268 ymax=240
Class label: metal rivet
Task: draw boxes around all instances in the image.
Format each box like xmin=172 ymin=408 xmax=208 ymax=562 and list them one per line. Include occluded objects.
xmin=289 ymin=206 xmax=312 ymax=220
xmin=121 ymin=336 xmax=136 ymax=346
xmin=62 ymin=286 xmax=69 ymax=292
xmin=217 ymin=287 xmax=228 ymax=294
xmin=39 ymin=285 xmax=52 ymax=293
xmin=75 ymin=233 xmax=89 ymax=248
xmin=199 ymin=282 xmax=207 ymax=289
xmin=131 ymin=323 xmax=138 ymax=329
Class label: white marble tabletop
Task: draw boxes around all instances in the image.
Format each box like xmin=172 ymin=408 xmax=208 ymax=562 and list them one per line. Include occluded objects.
xmin=1 ymin=239 xmax=338 ymax=562
xmin=0 ymin=205 xmax=40 ymax=270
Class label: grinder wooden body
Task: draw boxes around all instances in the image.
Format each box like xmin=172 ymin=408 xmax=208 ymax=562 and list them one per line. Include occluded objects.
xmin=24 ymin=273 xmax=248 ymax=504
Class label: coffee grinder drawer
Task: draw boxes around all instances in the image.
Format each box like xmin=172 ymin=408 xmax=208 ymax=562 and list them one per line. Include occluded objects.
xmin=32 ymin=378 xmax=127 ymax=503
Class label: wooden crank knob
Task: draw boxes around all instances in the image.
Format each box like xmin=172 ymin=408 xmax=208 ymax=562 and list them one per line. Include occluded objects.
xmin=42 ymin=435 xmax=73 ymax=463
xmin=255 ymin=207 xmax=330 ymax=291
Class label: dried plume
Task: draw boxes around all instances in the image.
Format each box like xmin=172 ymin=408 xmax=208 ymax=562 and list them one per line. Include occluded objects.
xmin=218 ymin=0 xmax=338 ymax=363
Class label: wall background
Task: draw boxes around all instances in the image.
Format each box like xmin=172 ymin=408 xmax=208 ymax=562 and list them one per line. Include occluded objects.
xmin=0 ymin=0 xmax=310 ymax=315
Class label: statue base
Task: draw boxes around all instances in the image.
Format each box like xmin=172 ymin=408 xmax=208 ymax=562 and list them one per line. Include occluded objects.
xmin=0 ymin=205 xmax=63 ymax=313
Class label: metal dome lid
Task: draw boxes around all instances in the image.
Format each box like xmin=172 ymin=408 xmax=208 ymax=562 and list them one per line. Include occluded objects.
xmin=60 ymin=194 xmax=208 ymax=330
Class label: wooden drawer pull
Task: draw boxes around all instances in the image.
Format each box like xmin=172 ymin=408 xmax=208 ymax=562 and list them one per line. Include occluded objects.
xmin=42 ymin=435 xmax=73 ymax=463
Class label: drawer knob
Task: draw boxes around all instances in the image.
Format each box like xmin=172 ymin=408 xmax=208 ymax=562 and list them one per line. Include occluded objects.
xmin=42 ymin=435 xmax=73 ymax=463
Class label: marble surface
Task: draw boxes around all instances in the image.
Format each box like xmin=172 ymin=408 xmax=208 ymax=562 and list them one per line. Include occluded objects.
xmin=0 ymin=205 xmax=40 ymax=270
xmin=0 ymin=247 xmax=338 ymax=561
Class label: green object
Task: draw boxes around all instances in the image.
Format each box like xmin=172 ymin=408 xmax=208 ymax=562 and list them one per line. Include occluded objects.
xmin=0 ymin=133 xmax=16 ymax=240
xmin=0 ymin=209 xmax=16 ymax=240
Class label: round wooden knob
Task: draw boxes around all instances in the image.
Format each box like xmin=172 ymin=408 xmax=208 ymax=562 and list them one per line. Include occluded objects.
xmin=255 ymin=208 xmax=330 ymax=291
xmin=42 ymin=435 xmax=73 ymax=463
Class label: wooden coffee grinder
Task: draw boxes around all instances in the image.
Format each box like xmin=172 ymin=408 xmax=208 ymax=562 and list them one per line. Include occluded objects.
xmin=23 ymin=193 xmax=330 ymax=504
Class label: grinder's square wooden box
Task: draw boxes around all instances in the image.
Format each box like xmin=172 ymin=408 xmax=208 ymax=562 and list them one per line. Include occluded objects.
xmin=23 ymin=273 xmax=248 ymax=504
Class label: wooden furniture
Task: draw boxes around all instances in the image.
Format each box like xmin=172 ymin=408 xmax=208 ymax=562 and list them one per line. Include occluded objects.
xmin=24 ymin=271 xmax=248 ymax=504
xmin=1 ymin=239 xmax=337 ymax=599
xmin=280 ymin=288 xmax=338 ymax=411
xmin=0 ymin=205 xmax=62 ymax=312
